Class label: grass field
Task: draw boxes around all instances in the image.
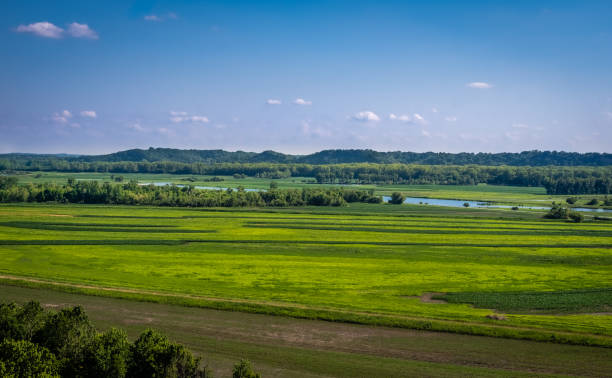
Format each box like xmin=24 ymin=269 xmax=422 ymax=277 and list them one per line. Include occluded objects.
xmin=0 ymin=202 xmax=610 ymax=349
xmin=11 ymin=170 xmax=612 ymax=208
xmin=2 ymin=284 xmax=611 ymax=377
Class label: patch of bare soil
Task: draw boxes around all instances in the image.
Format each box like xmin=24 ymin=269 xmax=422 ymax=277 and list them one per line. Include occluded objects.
xmin=419 ymin=292 xmax=447 ymax=304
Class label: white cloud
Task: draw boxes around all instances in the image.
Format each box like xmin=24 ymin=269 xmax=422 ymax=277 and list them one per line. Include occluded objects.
xmin=51 ymin=110 xmax=72 ymax=123
xmin=413 ymin=113 xmax=427 ymax=124
xmin=16 ymin=22 xmax=63 ymax=38
xmin=67 ymin=23 xmax=98 ymax=39
xmin=389 ymin=113 xmax=411 ymax=122
xmin=145 ymin=13 xmax=178 ymax=22
xmin=128 ymin=122 xmax=145 ymax=132
xmin=467 ymin=82 xmax=493 ymax=89
xmin=444 ymin=116 xmax=458 ymax=122
xmin=80 ymin=110 xmax=97 ymax=118
xmin=605 ymin=112 xmax=612 ymax=121
xmin=351 ymin=111 xmax=380 ymax=122
xmin=266 ymin=99 xmax=282 ymax=105
xmin=421 ymin=129 xmax=431 ymax=137
xmin=169 ymin=111 xmax=209 ymax=123
xmin=293 ymin=98 xmax=312 ymax=105
xmin=17 ymin=22 xmax=98 ymax=39
xmin=431 ymin=107 xmax=439 ymax=113
xmin=190 ymin=115 xmax=209 ymax=123
xmin=52 ymin=115 xmax=68 ymax=123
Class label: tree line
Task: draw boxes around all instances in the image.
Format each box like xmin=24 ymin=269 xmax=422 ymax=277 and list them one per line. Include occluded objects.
xmin=0 ymin=301 xmax=261 ymax=377
xmin=0 ymin=178 xmax=382 ymax=207
xmin=3 ymin=148 xmax=611 ymax=165
xmin=2 ymin=159 xmax=611 ymax=194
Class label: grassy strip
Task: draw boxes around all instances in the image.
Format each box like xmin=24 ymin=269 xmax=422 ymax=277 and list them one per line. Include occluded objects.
xmin=0 ymin=239 xmax=609 ymax=248
xmin=1 ymin=277 xmax=610 ymax=348
xmin=437 ymin=289 xmax=612 ymax=314
xmin=0 ymin=221 xmax=214 ymax=233
xmin=244 ymin=223 xmax=612 ymax=237
xmin=244 ymin=220 xmax=609 ymax=232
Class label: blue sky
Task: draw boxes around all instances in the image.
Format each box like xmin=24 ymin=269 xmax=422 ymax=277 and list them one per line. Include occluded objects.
xmin=1 ymin=0 xmax=611 ymax=154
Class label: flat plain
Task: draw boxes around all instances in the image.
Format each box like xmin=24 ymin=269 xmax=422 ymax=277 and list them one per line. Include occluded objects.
xmin=0 ymin=194 xmax=611 ymax=376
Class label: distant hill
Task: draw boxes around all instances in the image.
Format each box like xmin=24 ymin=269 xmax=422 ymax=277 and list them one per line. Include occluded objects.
xmin=1 ymin=148 xmax=611 ymax=166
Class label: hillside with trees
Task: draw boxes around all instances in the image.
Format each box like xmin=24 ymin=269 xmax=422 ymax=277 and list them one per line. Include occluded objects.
xmin=2 ymin=148 xmax=611 ymax=166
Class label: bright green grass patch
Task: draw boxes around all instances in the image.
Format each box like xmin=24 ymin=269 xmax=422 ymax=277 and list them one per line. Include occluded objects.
xmin=437 ymin=289 xmax=612 ymax=314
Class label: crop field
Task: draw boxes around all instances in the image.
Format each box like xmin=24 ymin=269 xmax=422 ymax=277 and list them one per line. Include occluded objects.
xmin=2 ymin=285 xmax=612 ymax=378
xmin=0 ymin=202 xmax=611 ymax=349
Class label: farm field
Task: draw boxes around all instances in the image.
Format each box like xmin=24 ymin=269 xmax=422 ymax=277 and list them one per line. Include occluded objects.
xmin=11 ymin=170 xmax=612 ymax=208
xmin=2 ymin=284 xmax=611 ymax=377
xmin=0 ymin=202 xmax=611 ymax=348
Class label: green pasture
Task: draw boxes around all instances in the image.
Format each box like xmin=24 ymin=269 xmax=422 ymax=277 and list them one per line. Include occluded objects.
xmin=0 ymin=203 xmax=610 ymax=346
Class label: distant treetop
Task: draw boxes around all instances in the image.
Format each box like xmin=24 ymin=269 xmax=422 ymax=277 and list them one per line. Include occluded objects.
xmin=1 ymin=148 xmax=611 ymax=166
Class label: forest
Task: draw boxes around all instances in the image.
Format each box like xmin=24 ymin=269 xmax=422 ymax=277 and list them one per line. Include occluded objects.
xmin=0 ymin=178 xmax=382 ymax=207
xmin=2 ymin=158 xmax=611 ymax=194
xmin=2 ymin=148 xmax=612 ymax=165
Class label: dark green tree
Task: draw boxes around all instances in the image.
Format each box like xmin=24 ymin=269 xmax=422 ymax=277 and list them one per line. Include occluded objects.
xmin=389 ymin=192 xmax=404 ymax=204
xmin=0 ymin=339 xmax=59 ymax=377
xmin=128 ymin=329 xmax=210 ymax=378
xmin=232 ymin=359 xmax=261 ymax=378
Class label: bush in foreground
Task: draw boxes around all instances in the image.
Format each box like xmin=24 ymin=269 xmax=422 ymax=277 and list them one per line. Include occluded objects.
xmin=0 ymin=301 xmax=260 ymax=377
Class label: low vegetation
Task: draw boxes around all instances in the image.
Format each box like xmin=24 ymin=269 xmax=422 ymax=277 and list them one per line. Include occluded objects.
xmin=544 ymin=202 xmax=584 ymax=222
xmin=436 ymin=288 xmax=612 ymax=314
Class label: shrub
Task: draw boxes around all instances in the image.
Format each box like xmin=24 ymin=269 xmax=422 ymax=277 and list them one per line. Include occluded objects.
xmin=569 ymin=212 xmax=584 ymax=223
xmin=543 ymin=202 xmax=570 ymax=220
xmin=233 ymin=359 xmax=261 ymax=378
xmin=388 ymin=192 xmax=404 ymax=204
xmin=565 ymin=197 xmax=577 ymax=204
xmin=586 ymin=198 xmax=599 ymax=206
xmin=463 ymin=202 xmax=470 ymax=207
xmin=511 ymin=206 xmax=519 ymax=210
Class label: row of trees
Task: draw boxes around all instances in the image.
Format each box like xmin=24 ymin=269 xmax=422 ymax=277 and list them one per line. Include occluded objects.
xmin=0 ymin=301 xmax=261 ymax=377
xmin=2 ymin=159 xmax=611 ymax=194
xmin=4 ymin=148 xmax=611 ymax=166
xmin=0 ymin=179 xmax=382 ymax=207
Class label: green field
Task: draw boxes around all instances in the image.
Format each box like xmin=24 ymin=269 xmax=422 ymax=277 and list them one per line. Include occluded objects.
xmin=0 ymin=202 xmax=611 ymax=348
xmin=2 ymin=285 xmax=611 ymax=377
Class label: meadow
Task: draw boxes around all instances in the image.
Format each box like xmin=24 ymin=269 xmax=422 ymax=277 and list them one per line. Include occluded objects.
xmin=0 ymin=201 xmax=610 ymax=349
